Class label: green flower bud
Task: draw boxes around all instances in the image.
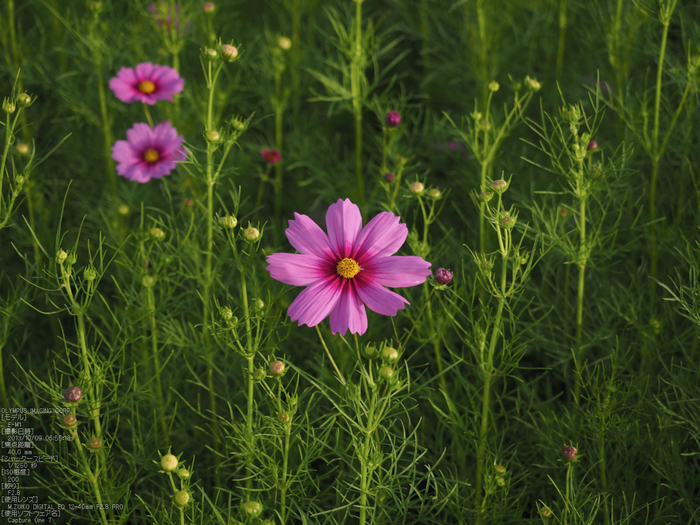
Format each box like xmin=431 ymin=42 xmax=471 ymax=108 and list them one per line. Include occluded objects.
xmin=84 ymin=266 xmax=98 ymax=281
xmin=161 ymin=454 xmax=178 ymax=471
xmin=279 ymin=37 xmax=292 ymax=50
xmin=242 ymin=500 xmax=263 ymax=518
xmin=3 ymin=98 xmax=16 ymax=114
xmin=363 ymin=345 xmax=379 ymax=360
xmin=89 ymin=437 xmax=102 ymax=450
xmin=253 ymin=368 xmax=266 ymax=382
xmin=219 ymin=215 xmax=238 ymax=229
xmin=499 ymin=215 xmax=516 ymax=229
xmin=206 ymin=129 xmax=221 ymax=142
xmin=379 ymin=365 xmax=395 ymax=382
xmin=142 ymin=275 xmax=155 ymax=288
xmin=16 ymin=93 xmax=32 ymax=107
xmin=178 ymin=468 xmax=191 ymax=480
xmin=278 ymin=412 xmax=290 ymax=424
xmin=56 ymin=249 xmax=68 ymax=265
xmin=63 ymin=414 xmax=77 ymax=427
xmin=150 ymin=227 xmax=165 ymax=241
xmin=428 ymin=188 xmax=441 ymax=199
xmin=269 ymin=360 xmax=285 ymax=377
xmin=488 ymin=81 xmax=499 ymax=92
xmin=381 ymin=346 xmax=399 ymax=364
xmin=221 ymin=44 xmax=239 ymax=61
xmin=478 ymin=191 xmax=493 ymax=203
xmin=206 ymin=48 xmax=218 ymax=60
xmin=409 ymin=181 xmax=424 ymax=195
xmin=540 ymin=506 xmax=552 ymax=519
xmin=243 ymin=226 xmax=260 ymax=242
xmin=524 ymin=75 xmax=541 ymax=91
xmin=489 ymin=179 xmax=508 ymax=194
xmin=175 ymin=491 xmax=190 ymax=507
xmin=117 ymin=204 xmax=130 ymax=215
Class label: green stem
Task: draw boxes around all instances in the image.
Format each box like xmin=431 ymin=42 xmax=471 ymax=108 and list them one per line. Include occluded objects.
xmin=425 ymin=283 xmax=447 ymax=393
xmin=600 ymin=436 xmax=609 ymax=525
xmin=316 ymin=325 xmax=346 ymax=385
xmin=573 ymin=193 xmax=586 ymax=405
xmin=556 ymin=0 xmax=568 ymax=76
xmin=95 ymin=58 xmax=117 ymax=200
xmin=245 ymin=355 xmax=255 ymax=498
xmin=649 ymin=21 xmax=669 ymax=283
xmin=475 ymin=229 xmax=508 ymax=519
xmin=351 ymin=0 xmax=365 ymax=211
xmin=70 ymin=432 xmax=109 ymax=525
xmin=274 ymin=73 xmax=284 ymax=244
xmin=359 ymin=388 xmax=377 ymax=525
xmin=278 ymin=381 xmax=290 ymax=525
xmin=476 ymin=0 xmax=488 ymax=108
xmin=147 ymin=286 xmax=168 ymax=445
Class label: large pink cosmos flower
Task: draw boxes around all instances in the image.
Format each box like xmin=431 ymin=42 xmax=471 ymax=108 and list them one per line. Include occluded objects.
xmin=267 ymin=199 xmax=432 ymax=335
xmin=111 ymin=121 xmax=186 ymax=183
xmin=109 ymin=63 xmax=184 ymax=105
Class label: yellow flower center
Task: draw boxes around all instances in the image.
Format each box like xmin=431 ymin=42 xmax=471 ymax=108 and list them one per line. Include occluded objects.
xmin=144 ymin=149 xmax=160 ymax=163
xmin=138 ymin=80 xmax=156 ymax=94
xmin=336 ymin=258 xmax=360 ymax=279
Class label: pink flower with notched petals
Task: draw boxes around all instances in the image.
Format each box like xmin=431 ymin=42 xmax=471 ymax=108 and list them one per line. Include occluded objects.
xmin=109 ymin=63 xmax=184 ymax=105
xmin=111 ymin=121 xmax=186 ymax=183
xmin=266 ymin=199 xmax=432 ymax=335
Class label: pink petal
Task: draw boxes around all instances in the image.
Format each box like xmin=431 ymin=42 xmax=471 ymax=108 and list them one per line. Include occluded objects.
xmin=111 ymin=140 xmax=138 ymax=165
xmin=329 ymin=281 xmax=368 ymax=335
xmin=353 ymin=212 xmax=408 ymax=262
xmin=125 ymin=123 xmax=154 ymax=151
xmin=288 ymin=277 xmax=343 ymax=328
xmin=285 ymin=213 xmax=335 ymax=260
xmin=362 ymin=256 xmax=432 ymax=288
xmin=266 ymin=253 xmax=332 ymax=286
xmin=135 ymin=62 xmax=155 ymax=82
xmin=355 ymin=278 xmax=409 ymax=316
xmin=326 ymin=198 xmax=363 ymax=259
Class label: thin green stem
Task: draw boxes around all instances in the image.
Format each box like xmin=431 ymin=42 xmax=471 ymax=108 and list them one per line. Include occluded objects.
xmin=316 ymin=325 xmax=346 ymax=385
xmin=274 ymin=72 xmax=284 ymax=243
xmin=573 ymin=191 xmax=587 ymax=405
xmin=475 ymin=247 xmax=507 ymax=519
xmin=600 ymin=436 xmax=609 ymax=525
xmin=245 ymin=355 xmax=255 ymax=498
xmin=400 ymin=289 xmax=435 ymax=351
xmin=70 ymin=431 xmax=109 ymax=525
xmin=359 ymin=388 xmax=377 ymax=525
xmin=351 ymin=0 xmax=365 ymax=211
xmin=556 ymin=0 xmax=568 ymax=76
xmin=147 ymin=286 xmax=167 ymax=445
xmin=95 ymin=57 xmax=117 ymax=200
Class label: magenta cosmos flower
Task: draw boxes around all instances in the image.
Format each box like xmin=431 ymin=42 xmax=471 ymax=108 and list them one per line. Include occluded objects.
xmin=261 ymin=149 xmax=281 ymax=165
xmin=111 ymin=121 xmax=186 ymax=183
xmin=109 ymin=63 xmax=184 ymax=105
xmin=266 ymin=199 xmax=432 ymax=335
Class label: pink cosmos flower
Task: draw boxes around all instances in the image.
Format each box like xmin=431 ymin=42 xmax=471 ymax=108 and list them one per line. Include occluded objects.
xmin=109 ymin=63 xmax=184 ymax=106
xmin=266 ymin=199 xmax=432 ymax=335
xmin=111 ymin=121 xmax=186 ymax=183
xmin=261 ymin=149 xmax=281 ymax=164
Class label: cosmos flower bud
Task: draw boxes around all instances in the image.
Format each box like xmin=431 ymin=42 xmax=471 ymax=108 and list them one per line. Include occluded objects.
xmin=118 ymin=204 xmax=130 ymax=215
xmin=379 ymin=365 xmax=395 ymax=382
xmin=385 ymin=110 xmax=401 ymax=128
xmin=524 ymin=75 xmax=541 ymax=91
xmin=478 ymin=191 xmax=493 ymax=203
xmin=218 ymin=215 xmax=237 ymax=229
xmin=206 ymin=48 xmax=218 ymax=60
xmin=489 ymin=179 xmax=508 ymax=194
xmin=428 ymin=188 xmax=441 ymax=199
xmin=221 ymin=44 xmax=238 ymax=61
xmin=64 ymin=386 xmax=82 ymax=402
xmin=255 ymin=298 xmax=265 ymax=311
xmin=56 ymin=249 xmax=68 ymax=265
xmin=253 ymin=368 xmax=266 ymax=382
xmin=142 ymin=275 xmax=155 ymax=288
xmin=562 ymin=445 xmax=577 ymax=461
xmin=540 ymin=506 xmax=552 ymax=519
xmin=278 ymin=37 xmax=292 ymax=50
xmin=269 ymin=360 xmax=285 ymax=377
xmin=499 ymin=215 xmax=516 ymax=229
xmin=16 ymin=143 xmax=30 ymax=155
xmin=150 ymin=227 xmax=165 ymax=241
xmin=243 ymin=226 xmax=260 ymax=242
xmin=384 ymin=172 xmax=395 ymax=183
xmin=221 ymin=306 xmax=233 ymax=321
xmin=587 ymin=140 xmax=598 ymax=151
xmin=488 ymin=81 xmax=499 ymax=92
xmin=242 ymin=501 xmax=263 ymax=518
xmin=494 ymin=464 xmax=506 ymax=475
xmin=3 ymin=98 xmax=16 ymax=114
xmin=261 ymin=149 xmax=281 ymax=164
xmin=409 ymin=181 xmax=424 ymax=195
xmin=363 ymin=345 xmax=379 ymax=360
xmin=278 ymin=412 xmax=290 ymax=423
xmin=84 ymin=266 xmax=98 ymax=281
xmin=16 ymin=93 xmax=32 ymax=107
xmin=175 ymin=491 xmax=190 ymax=507
xmin=161 ymin=453 xmax=178 ymax=471
xmin=203 ymin=2 xmax=216 ymax=13
xmin=381 ymin=346 xmax=399 ymax=364
xmin=206 ymin=129 xmax=221 ymax=142
xmin=63 ymin=414 xmax=77 ymax=427
xmin=89 ymin=437 xmax=103 ymax=450
xmin=434 ymin=268 xmax=453 ymax=286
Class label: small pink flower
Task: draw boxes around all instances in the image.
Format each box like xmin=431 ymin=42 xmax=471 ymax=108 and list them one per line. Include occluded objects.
xmin=266 ymin=199 xmax=432 ymax=335
xmin=203 ymin=2 xmax=216 ymax=12
xmin=111 ymin=121 xmax=186 ymax=183
xmin=109 ymin=63 xmax=184 ymax=106
xmin=261 ymin=149 xmax=281 ymax=164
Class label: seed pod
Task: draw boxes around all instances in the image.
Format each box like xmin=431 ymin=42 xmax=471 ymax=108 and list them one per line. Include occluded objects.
xmin=489 ymin=179 xmax=508 ymax=194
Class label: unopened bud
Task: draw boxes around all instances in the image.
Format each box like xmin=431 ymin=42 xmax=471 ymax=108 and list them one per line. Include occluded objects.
xmin=64 ymin=386 xmax=82 ymax=402
xmin=161 ymin=454 xmax=178 ymax=471
xmin=203 ymin=1 xmax=216 ymax=13
xmin=409 ymin=181 xmax=424 ymax=195
xmin=16 ymin=143 xmax=29 ymax=155
xmin=428 ymin=188 xmax=441 ymax=199
xmin=242 ymin=501 xmax=263 ymax=518
xmin=206 ymin=129 xmax=221 ymax=142
xmin=385 ymin=110 xmax=401 ymax=128
xmin=434 ymin=268 xmax=453 ymax=286
xmin=255 ymin=298 xmax=265 ymax=311
xmin=219 ymin=215 xmax=238 ymax=229
xmin=384 ymin=172 xmax=395 ymax=183
xmin=540 ymin=506 xmax=552 ymax=519
xmin=175 ymin=491 xmax=190 ymax=507
xmin=150 ymin=227 xmax=165 ymax=241
xmin=379 ymin=365 xmax=395 ymax=382
xmin=3 ymin=98 xmax=16 ymax=114
xmin=89 ymin=437 xmax=102 ymax=450
xmin=243 ymin=226 xmax=260 ymax=242
xmin=363 ymin=345 xmax=379 ymax=360
xmin=253 ymin=368 xmax=266 ymax=382
xmin=478 ymin=191 xmax=493 ymax=203
xmin=278 ymin=37 xmax=292 ymax=50
xmin=489 ymin=179 xmax=508 ymax=193
xmin=269 ymin=360 xmax=285 ymax=377
xmin=494 ymin=464 xmax=506 ymax=475
xmin=278 ymin=412 xmax=290 ymax=423
xmin=142 ymin=275 xmax=155 ymax=288
xmin=178 ymin=468 xmax=191 ymax=479
xmin=16 ymin=93 xmax=32 ymax=107
xmin=221 ymin=45 xmax=238 ymax=61
xmin=63 ymin=414 xmax=77 ymax=427
xmin=206 ymin=48 xmax=218 ymax=60
xmin=499 ymin=215 xmax=516 ymax=229
xmin=562 ymin=445 xmax=577 ymax=461
xmin=524 ymin=75 xmax=541 ymax=91
xmin=381 ymin=346 xmax=399 ymax=364
xmin=56 ymin=249 xmax=68 ymax=264
xmin=587 ymin=140 xmax=598 ymax=151
xmin=488 ymin=81 xmax=499 ymax=92
xmin=84 ymin=266 xmax=98 ymax=281
xmin=221 ymin=307 xmax=233 ymax=321
xmin=117 ymin=204 xmax=129 ymax=215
